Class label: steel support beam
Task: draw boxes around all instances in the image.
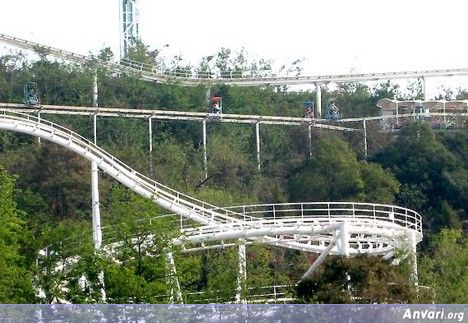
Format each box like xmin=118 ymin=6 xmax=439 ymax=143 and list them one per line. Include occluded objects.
xmin=148 ymin=117 xmax=153 ymax=176
xmin=202 ymin=119 xmax=208 ymax=179
xmin=255 ymin=122 xmax=261 ymax=170
xmin=315 ymin=84 xmax=322 ymax=117
xmin=308 ymin=124 xmax=312 ymax=157
xmin=300 ymin=239 xmax=336 ymax=281
xmin=337 ymin=221 xmax=350 ymax=257
xmin=235 ymin=239 xmax=247 ymax=304
xmin=91 ymin=161 xmax=102 ymax=249
xmin=92 ymin=73 xmax=98 ymax=108
xmin=363 ymin=119 xmax=368 ymax=159
xmin=93 ymin=114 xmax=97 ymax=145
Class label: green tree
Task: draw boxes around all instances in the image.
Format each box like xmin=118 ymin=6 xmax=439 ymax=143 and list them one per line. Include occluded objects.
xmin=0 ymin=164 xmax=34 ymax=303
xmin=418 ymin=229 xmax=467 ymax=303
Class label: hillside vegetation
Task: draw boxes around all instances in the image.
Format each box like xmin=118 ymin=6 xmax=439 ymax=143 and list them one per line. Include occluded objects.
xmin=0 ymin=46 xmax=466 ymax=304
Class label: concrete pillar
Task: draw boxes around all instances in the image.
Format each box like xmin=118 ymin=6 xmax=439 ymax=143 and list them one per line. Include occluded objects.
xmin=203 ymin=119 xmax=208 ymax=179
xmin=235 ymin=239 xmax=247 ymax=303
xmin=315 ymin=84 xmax=322 ymax=117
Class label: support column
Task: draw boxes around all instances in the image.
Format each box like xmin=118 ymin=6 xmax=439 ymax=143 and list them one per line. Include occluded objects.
xmin=37 ymin=111 xmax=41 ymax=144
xmin=148 ymin=117 xmax=153 ymax=177
xmin=91 ymin=160 xmax=106 ymax=302
xmin=235 ymin=239 xmax=247 ymax=304
xmin=93 ymin=114 xmax=97 ymax=145
xmin=308 ymin=124 xmax=312 ymax=158
xmin=167 ymin=252 xmax=183 ymax=304
xmin=315 ymin=84 xmax=322 ymax=118
xmin=255 ymin=122 xmax=261 ymax=171
xmin=202 ymin=119 xmax=208 ymax=179
xmin=92 ymin=73 xmax=99 ymax=108
xmin=407 ymin=230 xmax=418 ymax=286
xmin=363 ymin=119 xmax=368 ymax=159
xmin=422 ymin=77 xmax=429 ymax=101
xmin=443 ymin=101 xmax=447 ymax=127
xmin=91 ymin=161 xmax=102 ymax=249
xmin=300 ymin=239 xmax=336 ymax=281
xmin=337 ymin=221 xmax=350 ymax=257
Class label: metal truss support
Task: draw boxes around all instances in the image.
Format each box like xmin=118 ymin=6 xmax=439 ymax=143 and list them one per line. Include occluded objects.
xmin=120 ymin=0 xmax=140 ymax=59
xmin=308 ymin=124 xmax=312 ymax=157
xmin=235 ymin=239 xmax=247 ymax=304
xmin=148 ymin=117 xmax=153 ymax=177
xmin=300 ymin=239 xmax=336 ymax=281
xmin=202 ymin=119 xmax=208 ymax=179
xmin=363 ymin=119 xmax=368 ymax=159
xmin=255 ymin=122 xmax=261 ymax=171
xmin=166 ymin=252 xmax=183 ymax=304
xmin=315 ymin=84 xmax=322 ymax=117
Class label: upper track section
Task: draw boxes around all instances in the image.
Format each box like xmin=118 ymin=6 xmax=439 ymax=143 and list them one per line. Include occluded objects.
xmin=2 ymin=33 xmax=468 ymax=86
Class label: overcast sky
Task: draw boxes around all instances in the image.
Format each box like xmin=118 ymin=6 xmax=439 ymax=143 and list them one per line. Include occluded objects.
xmin=1 ymin=0 xmax=468 ymax=96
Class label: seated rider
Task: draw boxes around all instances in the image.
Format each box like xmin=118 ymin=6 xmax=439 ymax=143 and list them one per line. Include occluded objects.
xmin=28 ymin=89 xmax=38 ymax=105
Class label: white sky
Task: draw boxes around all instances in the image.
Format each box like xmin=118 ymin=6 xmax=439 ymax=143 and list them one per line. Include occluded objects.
xmin=1 ymin=0 xmax=468 ymax=96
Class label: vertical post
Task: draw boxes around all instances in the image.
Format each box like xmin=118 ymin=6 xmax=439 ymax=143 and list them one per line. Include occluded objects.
xmin=93 ymin=114 xmax=97 ymax=145
xmin=255 ymin=122 xmax=261 ymax=171
xmin=92 ymin=72 xmax=99 ymax=108
xmin=395 ymin=102 xmax=399 ymax=127
xmin=422 ymin=77 xmax=429 ymax=101
xmin=315 ymin=84 xmax=322 ymax=118
xmin=338 ymin=221 xmax=350 ymax=257
xmin=235 ymin=239 xmax=247 ymax=304
xmin=363 ymin=119 xmax=368 ymax=159
xmin=148 ymin=117 xmax=153 ymax=177
xmin=91 ymin=161 xmax=102 ymax=249
xmin=37 ymin=111 xmax=41 ymax=144
xmin=308 ymin=124 xmax=312 ymax=158
xmin=166 ymin=252 xmax=183 ymax=304
xmin=407 ymin=230 xmax=418 ymax=286
xmin=91 ymin=160 xmax=106 ymax=302
xmin=443 ymin=101 xmax=447 ymax=127
xmin=203 ymin=119 xmax=208 ymax=179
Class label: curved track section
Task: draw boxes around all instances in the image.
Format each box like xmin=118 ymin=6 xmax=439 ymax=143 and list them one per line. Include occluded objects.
xmin=0 ymin=110 xmax=422 ymax=257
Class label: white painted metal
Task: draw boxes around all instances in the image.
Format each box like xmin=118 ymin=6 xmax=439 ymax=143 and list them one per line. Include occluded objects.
xmin=308 ymin=124 xmax=312 ymax=157
xmin=315 ymin=84 xmax=322 ymax=117
xmin=203 ymin=119 xmax=208 ymax=179
xmin=93 ymin=114 xmax=97 ymax=145
xmin=92 ymin=73 xmax=98 ymax=108
xmin=166 ymin=252 xmax=183 ymax=303
xmin=255 ymin=122 xmax=261 ymax=170
xmin=235 ymin=239 xmax=247 ymax=304
xmin=363 ymin=119 xmax=368 ymax=158
xmin=91 ymin=161 xmax=102 ymax=249
xmin=337 ymin=221 xmax=350 ymax=256
xmin=300 ymin=239 xmax=336 ymax=281
xmin=407 ymin=229 xmax=418 ymax=285
xmin=148 ymin=117 xmax=153 ymax=176
xmin=2 ymin=33 xmax=468 ymax=86
xmin=120 ymin=0 xmax=140 ymax=59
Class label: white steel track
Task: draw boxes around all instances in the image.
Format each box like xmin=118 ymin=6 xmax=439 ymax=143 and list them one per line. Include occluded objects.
xmin=1 ymin=33 xmax=468 ymax=86
xmin=0 ymin=110 xmax=422 ymax=257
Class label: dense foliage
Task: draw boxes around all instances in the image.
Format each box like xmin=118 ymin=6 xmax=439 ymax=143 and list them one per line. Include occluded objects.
xmin=0 ymin=46 xmax=466 ymax=304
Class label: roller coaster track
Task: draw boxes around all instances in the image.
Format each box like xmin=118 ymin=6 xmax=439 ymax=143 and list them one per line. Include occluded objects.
xmin=0 ymin=110 xmax=422 ymax=256
xmin=2 ymin=33 xmax=468 ymax=86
